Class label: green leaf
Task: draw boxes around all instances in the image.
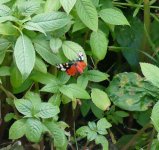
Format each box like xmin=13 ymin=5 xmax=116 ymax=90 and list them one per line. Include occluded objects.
xmin=25 ymin=118 xmax=43 ymax=142
xmin=0 ymin=22 xmax=18 ymax=35
xmin=77 ymin=74 xmax=88 ymax=89
xmin=60 ymin=0 xmax=76 ymax=14
xmin=87 ymin=130 xmax=97 ymax=141
xmin=23 ymin=22 xmax=46 ymax=35
xmin=0 ymin=0 xmax=11 ymax=4
xmin=4 ymin=113 xmax=15 ymax=122
xmin=34 ymin=56 xmax=47 ymax=73
xmin=31 ymin=12 xmax=71 ymax=32
xmin=60 ymin=84 xmax=90 ymax=99
xmin=14 ymin=34 xmax=35 ymax=79
xmin=0 ymin=5 xmax=11 ymax=17
xmin=75 ymin=0 xmax=98 ymax=31
xmin=9 ymin=119 xmax=26 ymax=139
xmin=80 ymin=100 xmax=91 ymax=117
xmin=0 ymin=38 xmax=10 ymax=50
xmin=91 ymin=102 xmax=104 ymax=119
xmin=41 ymin=80 xmax=61 ymax=93
xmin=14 ymin=99 xmax=32 ymax=116
xmin=18 ymin=0 xmax=40 ymax=16
xmin=115 ymin=111 xmax=129 ymax=117
xmin=44 ymin=120 xmax=67 ymax=148
xmin=72 ymin=17 xmax=86 ymax=32
xmin=97 ymin=118 xmax=111 ymax=135
xmin=91 ymin=88 xmax=111 ymax=111
xmin=0 ymin=66 xmax=10 ymax=76
xmin=57 ymin=72 xmax=70 ymax=84
xmin=44 ymin=0 xmax=61 ymax=12
xmin=90 ymin=30 xmax=108 ymax=60
xmin=0 ymin=16 xmax=18 ymax=23
xmin=62 ymin=41 xmax=87 ymax=61
xmin=50 ymin=37 xmax=62 ymax=53
xmin=86 ymin=70 xmax=109 ymax=82
xmin=95 ymin=135 xmax=108 ymax=150
xmin=140 ymin=63 xmax=159 ymax=88
xmin=34 ymin=39 xmax=61 ymax=65
xmin=99 ymin=8 xmax=129 ymax=25
xmin=151 ymin=101 xmax=159 ymax=132
xmin=76 ymin=126 xmax=90 ymax=138
xmin=35 ymin=103 xmax=60 ymax=118
xmin=48 ymin=93 xmax=61 ymax=106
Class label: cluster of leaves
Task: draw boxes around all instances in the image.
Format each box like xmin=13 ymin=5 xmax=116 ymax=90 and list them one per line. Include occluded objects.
xmin=1 ymin=0 xmax=159 ymax=149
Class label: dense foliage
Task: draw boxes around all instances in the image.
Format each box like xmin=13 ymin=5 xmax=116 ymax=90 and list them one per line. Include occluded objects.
xmin=0 ymin=0 xmax=159 ymax=150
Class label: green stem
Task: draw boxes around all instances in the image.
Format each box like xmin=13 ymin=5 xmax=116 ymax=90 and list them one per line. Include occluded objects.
xmin=73 ymin=109 xmax=78 ymax=150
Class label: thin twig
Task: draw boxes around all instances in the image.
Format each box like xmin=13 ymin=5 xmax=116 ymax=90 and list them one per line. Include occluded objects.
xmin=108 ymin=129 xmax=117 ymax=144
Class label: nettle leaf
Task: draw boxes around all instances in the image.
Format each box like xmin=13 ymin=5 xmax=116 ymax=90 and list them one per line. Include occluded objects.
xmin=0 ymin=0 xmax=11 ymax=4
xmin=4 ymin=113 xmax=15 ymax=122
xmin=34 ymin=39 xmax=61 ymax=65
xmin=25 ymin=118 xmax=43 ymax=142
xmin=86 ymin=70 xmax=109 ymax=82
xmin=9 ymin=119 xmax=26 ymax=139
xmin=75 ymin=0 xmax=98 ymax=31
xmin=60 ymin=0 xmax=76 ymax=14
xmin=60 ymin=84 xmax=90 ymax=99
xmin=0 ymin=66 xmax=10 ymax=76
xmin=77 ymin=74 xmax=88 ymax=89
xmin=151 ymin=101 xmax=159 ymax=132
xmin=87 ymin=130 xmax=97 ymax=141
xmin=140 ymin=63 xmax=159 ymax=88
xmin=44 ymin=0 xmax=61 ymax=12
xmin=48 ymin=93 xmax=61 ymax=107
xmin=41 ymin=80 xmax=61 ymax=93
xmin=90 ymin=30 xmax=108 ymax=60
xmin=35 ymin=103 xmax=60 ymax=118
xmin=50 ymin=37 xmax=62 ymax=53
xmin=23 ymin=22 xmax=46 ymax=35
xmin=91 ymin=89 xmax=111 ymax=111
xmin=0 ymin=38 xmax=10 ymax=50
xmin=18 ymin=1 xmax=41 ymax=16
xmin=14 ymin=99 xmax=32 ymax=116
xmin=0 ymin=5 xmax=11 ymax=17
xmin=14 ymin=34 xmax=35 ymax=79
xmin=99 ymin=8 xmax=129 ymax=25
xmin=31 ymin=12 xmax=71 ymax=32
xmin=97 ymin=118 xmax=111 ymax=135
xmin=76 ymin=126 xmax=90 ymax=138
xmin=62 ymin=41 xmax=87 ymax=61
xmin=57 ymin=71 xmax=70 ymax=84
xmin=72 ymin=17 xmax=86 ymax=32
xmin=95 ymin=135 xmax=108 ymax=150
xmin=34 ymin=56 xmax=47 ymax=73
xmin=44 ymin=120 xmax=67 ymax=148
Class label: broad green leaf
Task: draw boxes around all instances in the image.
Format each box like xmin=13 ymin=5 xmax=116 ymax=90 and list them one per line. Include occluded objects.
xmin=97 ymin=118 xmax=111 ymax=135
xmin=75 ymin=0 xmax=98 ymax=31
xmin=25 ymin=118 xmax=43 ymax=142
xmin=35 ymin=103 xmax=60 ymax=118
xmin=90 ymin=30 xmax=108 ymax=60
xmin=48 ymin=93 xmax=61 ymax=106
xmin=31 ymin=12 xmax=71 ymax=32
xmin=60 ymin=0 xmax=76 ymax=14
xmin=0 ymin=38 xmax=10 ymax=50
xmin=9 ymin=119 xmax=26 ymax=139
xmin=0 ymin=16 xmax=18 ymax=23
xmin=25 ymin=92 xmax=41 ymax=107
xmin=34 ymin=39 xmax=61 ymax=65
xmin=57 ymin=71 xmax=70 ymax=84
xmin=0 ymin=0 xmax=11 ymax=4
xmin=14 ymin=34 xmax=35 ymax=79
xmin=88 ymin=121 xmax=96 ymax=130
xmin=31 ymin=71 xmax=56 ymax=84
xmin=0 ymin=66 xmax=10 ymax=76
xmin=86 ymin=70 xmax=109 ymax=82
xmin=62 ymin=41 xmax=87 ymax=61
xmin=23 ymin=22 xmax=46 ymax=35
xmin=91 ymin=88 xmax=111 ymax=111
xmin=99 ymin=8 xmax=129 ymax=25
xmin=91 ymin=0 xmax=99 ymax=7
xmin=44 ymin=121 xmax=67 ymax=148
xmin=72 ymin=17 xmax=86 ymax=32
xmin=76 ymin=126 xmax=90 ymax=138
xmin=0 ymin=4 xmax=11 ymax=16
xmin=50 ymin=37 xmax=62 ymax=53
xmin=95 ymin=135 xmax=108 ymax=150
xmin=77 ymin=74 xmax=88 ymax=89
xmin=44 ymin=0 xmax=61 ymax=12
xmin=10 ymin=64 xmax=23 ymax=88
xmin=87 ymin=130 xmax=97 ymax=141
xmin=41 ymin=80 xmax=61 ymax=93
xmin=34 ymin=56 xmax=47 ymax=73
xmin=14 ymin=99 xmax=32 ymax=116
xmin=0 ymin=22 xmax=18 ymax=35
xmin=18 ymin=0 xmax=40 ymax=16
xmin=80 ymin=100 xmax=91 ymax=117
xmin=151 ymin=101 xmax=159 ymax=132
xmin=91 ymin=102 xmax=104 ymax=119
xmin=60 ymin=84 xmax=90 ymax=99
xmin=140 ymin=63 xmax=159 ymax=88
xmin=4 ymin=113 xmax=15 ymax=122
xmin=0 ymin=49 xmax=5 ymax=64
